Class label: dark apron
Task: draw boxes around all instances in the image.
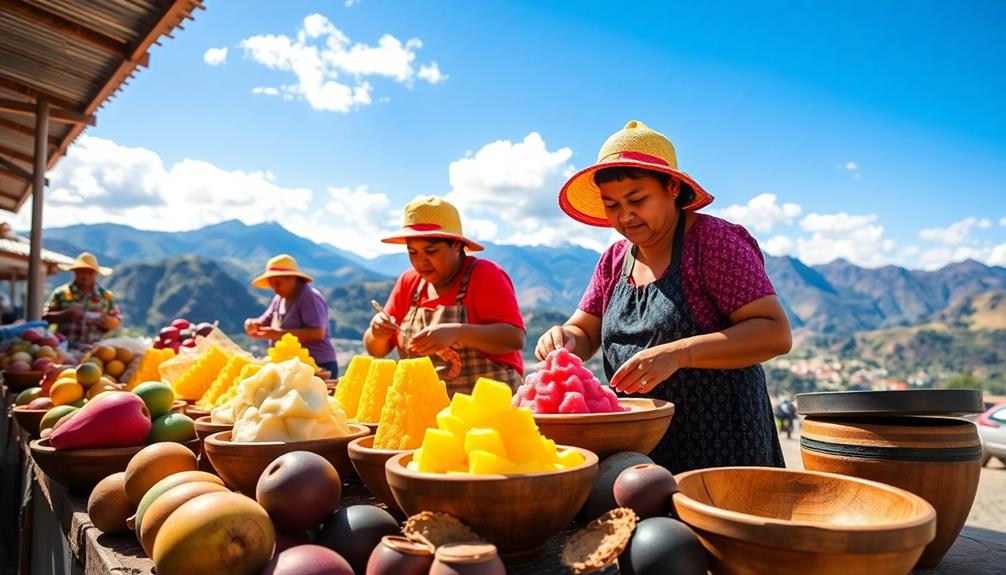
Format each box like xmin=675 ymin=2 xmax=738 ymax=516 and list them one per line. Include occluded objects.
xmin=600 ymin=215 xmax=784 ymax=473
xmin=397 ymin=256 xmax=524 ymax=396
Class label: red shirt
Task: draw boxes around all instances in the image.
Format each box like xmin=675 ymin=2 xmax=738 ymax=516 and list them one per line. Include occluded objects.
xmin=384 ymin=257 xmax=526 ymax=375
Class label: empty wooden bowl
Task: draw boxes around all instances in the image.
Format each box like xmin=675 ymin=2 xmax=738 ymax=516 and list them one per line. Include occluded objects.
xmin=29 ymin=438 xmax=145 ymax=491
xmin=532 ymin=398 xmax=674 ymax=459
xmin=348 ymin=435 xmax=403 ymax=511
xmin=385 ymin=447 xmax=599 ymax=562
xmin=2 ymin=369 xmax=44 ymax=392
xmin=203 ymin=424 xmax=370 ymax=496
xmin=800 ymin=416 xmax=982 ymax=568
xmin=672 ymin=466 xmax=936 ymax=575
xmin=11 ymin=406 xmax=48 ymax=438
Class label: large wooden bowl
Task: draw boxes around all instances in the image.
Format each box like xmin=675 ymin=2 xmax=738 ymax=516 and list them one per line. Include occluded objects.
xmin=183 ymin=404 xmax=210 ymax=419
xmin=532 ymin=398 xmax=674 ymax=459
xmin=203 ymin=424 xmax=370 ymax=496
xmin=672 ymin=466 xmax=936 ymax=575
xmin=2 ymin=369 xmax=44 ymax=392
xmin=11 ymin=406 xmax=48 ymax=438
xmin=347 ymin=435 xmax=403 ymax=511
xmin=193 ymin=415 xmax=233 ymax=471
xmin=386 ymin=447 xmax=598 ymax=562
xmin=29 ymin=439 xmax=145 ymax=491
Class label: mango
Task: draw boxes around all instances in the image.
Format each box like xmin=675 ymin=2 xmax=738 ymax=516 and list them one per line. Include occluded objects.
xmin=134 ymin=470 xmax=224 ymax=536
xmin=152 ymin=491 xmax=275 ymax=575
xmin=39 ymin=405 xmax=78 ymax=434
xmin=50 ymin=392 xmax=151 ymax=450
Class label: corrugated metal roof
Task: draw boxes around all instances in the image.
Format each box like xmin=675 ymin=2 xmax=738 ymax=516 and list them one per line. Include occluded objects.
xmin=0 ymin=225 xmax=74 ymax=276
xmin=0 ymin=0 xmax=203 ymax=214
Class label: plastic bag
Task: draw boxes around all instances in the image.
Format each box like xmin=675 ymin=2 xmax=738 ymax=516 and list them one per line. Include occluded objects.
xmin=158 ymin=326 xmax=253 ymax=383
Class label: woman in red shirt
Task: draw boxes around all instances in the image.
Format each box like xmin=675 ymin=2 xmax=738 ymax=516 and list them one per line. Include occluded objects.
xmin=363 ymin=196 xmax=526 ymax=395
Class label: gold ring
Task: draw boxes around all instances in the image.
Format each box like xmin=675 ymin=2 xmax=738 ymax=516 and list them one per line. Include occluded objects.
xmin=640 ymin=379 xmax=648 ymax=387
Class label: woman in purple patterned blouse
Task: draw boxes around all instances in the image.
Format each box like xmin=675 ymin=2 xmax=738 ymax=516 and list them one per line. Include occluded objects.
xmin=537 ymin=121 xmax=792 ymax=473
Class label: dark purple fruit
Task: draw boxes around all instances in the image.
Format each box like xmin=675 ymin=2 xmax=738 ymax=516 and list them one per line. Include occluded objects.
xmin=619 ymin=517 xmax=707 ymax=575
xmin=318 ymin=505 xmax=400 ymax=574
xmin=195 ymin=322 xmax=214 ymax=337
xmin=256 ymin=451 xmax=342 ymax=531
xmin=578 ymin=452 xmax=654 ymax=521
xmin=613 ymin=463 xmax=678 ymax=519
xmin=262 ymin=544 xmax=353 ymax=575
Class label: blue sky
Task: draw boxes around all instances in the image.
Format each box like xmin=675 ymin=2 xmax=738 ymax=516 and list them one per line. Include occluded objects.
xmin=10 ymin=0 xmax=1006 ymax=269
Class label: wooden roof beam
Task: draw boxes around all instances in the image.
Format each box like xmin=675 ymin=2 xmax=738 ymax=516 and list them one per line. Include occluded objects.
xmin=0 ymin=116 xmax=60 ymax=144
xmin=0 ymin=98 xmax=95 ymax=125
xmin=0 ymin=166 xmax=30 ymax=184
xmin=0 ymin=0 xmax=131 ymax=59
xmin=0 ymin=74 xmax=81 ymax=114
xmin=0 ymin=143 xmax=34 ymax=164
xmin=0 ymin=155 xmax=30 ymax=181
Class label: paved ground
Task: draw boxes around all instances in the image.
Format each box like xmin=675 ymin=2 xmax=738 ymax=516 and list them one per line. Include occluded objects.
xmin=777 ymin=430 xmax=1006 ymax=537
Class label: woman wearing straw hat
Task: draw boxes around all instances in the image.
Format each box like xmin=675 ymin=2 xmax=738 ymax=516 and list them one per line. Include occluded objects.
xmin=43 ymin=252 xmax=122 ymax=351
xmin=537 ymin=120 xmax=791 ymax=473
xmin=364 ymin=196 xmax=526 ymax=395
xmin=245 ymin=254 xmax=339 ymax=375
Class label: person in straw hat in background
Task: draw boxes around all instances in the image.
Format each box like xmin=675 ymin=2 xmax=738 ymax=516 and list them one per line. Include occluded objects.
xmin=43 ymin=252 xmax=122 ymax=351
xmin=536 ymin=120 xmax=792 ymax=473
xmin=245 ymin=254 xmax=339 ymax=375
xmin=364 ymin=196 xmax=526 ymax=395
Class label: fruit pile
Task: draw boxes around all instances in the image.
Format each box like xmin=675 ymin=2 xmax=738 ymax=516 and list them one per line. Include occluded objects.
xmin=0 ymin=326 xmax=66 ymax=373
xmin=514 ymin=348 xmax=626 ymax=414
xmin=87 ymin=441 xmax=402 ymax=575
xmin=80 ymin=344 xmax=140 ymax=384
xmin=268 ymin=333 xmax=319 ymax=371
xmin=335 ymin=355 xmax=396 ymax=423
xmin=153 ymin=319 xmax=214 ymax=352
xmin=373 ymin=357 xmax=450 ymax=450
xmin=409 ymin=377 xmax=586 ymax=474
xmin=214 ymin=358 xmax=350 ymax=442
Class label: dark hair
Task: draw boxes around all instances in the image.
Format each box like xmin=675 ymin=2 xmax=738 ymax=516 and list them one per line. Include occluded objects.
xmin=593 ymin=166 xmax=695 ymax=208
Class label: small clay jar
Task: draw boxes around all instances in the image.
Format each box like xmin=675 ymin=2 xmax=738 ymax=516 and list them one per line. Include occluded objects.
xmin=365 ymin=536 xmax=434 ymax=575
xmin=429 ymin=543 xmax=506 ymax=575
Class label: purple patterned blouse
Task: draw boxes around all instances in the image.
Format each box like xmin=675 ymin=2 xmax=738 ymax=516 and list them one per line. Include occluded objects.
xmin=578 ymin=214 xmax=776 ymax=332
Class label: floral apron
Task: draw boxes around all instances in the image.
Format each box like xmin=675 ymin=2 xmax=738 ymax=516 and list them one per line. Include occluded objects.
xmin=397 ymin=256 xmax=524 ymax=396
xmin=600 ymin=215 xmax=784 ymax=473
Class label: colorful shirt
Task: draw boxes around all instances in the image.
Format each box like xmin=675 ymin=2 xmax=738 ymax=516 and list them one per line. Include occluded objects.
xmin=257 ymin=285 xmax=337 ymax=364
xmin=384 ymin=256 xmax=526 ymax=375
xmin=578 ymin=214 xmax=776 ymax=332
xmin=44 ymin=282 xmax=122 ymax=350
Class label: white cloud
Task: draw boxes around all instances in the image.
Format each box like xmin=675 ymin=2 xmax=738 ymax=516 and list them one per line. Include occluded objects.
xmin=443 ymin=132 xmax=611 ymax=251
xmin=239 ymin=14 xmax=445 ymax=113
xmin=37 ymin=136 xmax=311 ymax=232
xmin=918 ymin=216 xmax=992 ymax=245
xmin=795 ymin=212 xmax=896 ymax=266
xmin=711 ymin=193 xmax=802 ymax=233
xmin=345 ymin=0 xmax=361 ymax=6
xmin=844 ymin=161 xmax=858 ymax=171
xmin=762 ymin=235 xmax=795 ymax=257
xmin=1000 ymin=217 xmax=1006 ymax=227
xmin=989 ymin=244 xmax=1006 ymax=267
xmin=203 ymin=47 xmax=228 ymax=66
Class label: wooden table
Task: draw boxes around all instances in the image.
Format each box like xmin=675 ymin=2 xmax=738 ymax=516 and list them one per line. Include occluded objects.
xmin=4 ymin=387 xmax=1005 ymax=575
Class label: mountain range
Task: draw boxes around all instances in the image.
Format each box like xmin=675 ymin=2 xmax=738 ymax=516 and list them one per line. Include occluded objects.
xmin=37 ymin=220 xmax=1006 ymax=388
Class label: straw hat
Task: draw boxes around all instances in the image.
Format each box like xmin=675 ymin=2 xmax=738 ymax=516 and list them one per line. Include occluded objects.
xmin=381 ymin=196 xmax=484 ymax=252
xmin=60 ymin=252 xmax=112 ymax=275
xmin=251 ymin=254 xmax=314 ymax=288
xmin=558 ymin=120 xmax=714 ymax=227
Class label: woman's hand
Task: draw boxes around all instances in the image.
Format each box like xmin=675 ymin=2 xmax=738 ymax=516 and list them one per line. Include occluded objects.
xmin=609 ymin=344 xmax=688 ymax=394
xmin=408 ymin=324 xmax=460 ymax=356
xmin=535 ymin=325 xmax=576 ymax=361
xmin=244 ymin=318 xmax=262 ymax=337
xmin=369 ymin=312 xmax=398 ymax=340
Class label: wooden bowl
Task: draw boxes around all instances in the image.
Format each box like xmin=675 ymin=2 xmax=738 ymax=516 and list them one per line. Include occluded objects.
xmin=183 ymin=404 xmax=210 ymax=419
xmin=2 ymin=369 xmax=44 ymax=392
xmin=800 ymin=416 xmax=982 ymax=567
xmin=532 ymin=398 xmax=674 ymax=459
xmin=11 ymin=406 xmax=47 ymax=438
xmin=29 ymin=438 xmax=145 ymax=491
xmin=672 ymin=466 xmax=936 ymax=575
xmin=353 ymin=421 xmax=380 ymax=435
xmin=194 ymin=415 xmax=233 ymax=442
xmin=347 ymin=435 xmax=403 ymax=511
xmin=170 ymin=399 xmax=187 ymax=414
xmin=203 ymin=424 xmax=370 ymax=496
xmin=385 ymin=447 xmax=599 ymax=562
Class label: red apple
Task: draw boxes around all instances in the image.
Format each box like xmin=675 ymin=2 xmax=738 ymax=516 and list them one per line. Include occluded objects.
xmin=159 ymin=326 xmax=180 ymax=340
xmin=32 ymin=357 xmax=54 ymax=371
xmin=170 ymin=319 xmax=191 ymax=330
xmin=181 ymin=339 xmax=197 ymax=348
xmin=21 ymin=329 xmax=42 ymax=343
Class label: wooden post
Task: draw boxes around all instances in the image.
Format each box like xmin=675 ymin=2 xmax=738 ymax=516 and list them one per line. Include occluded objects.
xmin=27 ymin=97 xmax=48 ymax=321
xmin=8 ymin=271 xmax=14 ymax=319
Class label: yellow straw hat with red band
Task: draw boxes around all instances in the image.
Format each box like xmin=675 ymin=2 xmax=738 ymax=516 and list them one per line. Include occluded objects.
xmin=559 ymin=120 xmax=714 ymax=227
xmin=251 ymin=254 xmax=314 ymax=288
xmin=381 ymin=195 xmax=484 ymax=252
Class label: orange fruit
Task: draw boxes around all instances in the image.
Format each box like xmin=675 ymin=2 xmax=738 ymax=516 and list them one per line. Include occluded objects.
xmin=115 ymin=348 xmax=135 ymax=364
xmin=50 ymin=380 xmax=84 ymax=406
xmin=104 ymin=360 xmax=126 ymax=378
xmin=76 ymin=363 xmax=102 ymax=387
xmin=94 ymin=346 xmax=116 ymax=363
